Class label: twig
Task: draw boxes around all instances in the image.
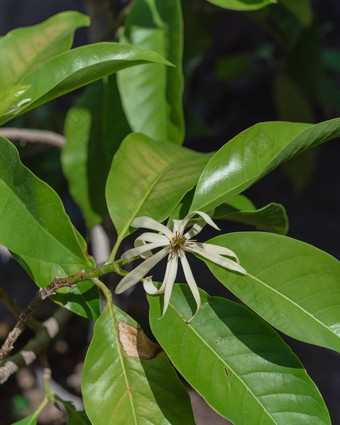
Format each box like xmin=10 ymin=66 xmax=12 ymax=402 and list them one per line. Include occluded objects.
xmin=0 ymin=260 xmax=131 ymax=362
xmin=0 ymin=285 xmax=44 ymax=334
xmin=0 ymin=128 xmax=66 ymax=149
xmin=0 ymin=308 xmax=72 ymax=384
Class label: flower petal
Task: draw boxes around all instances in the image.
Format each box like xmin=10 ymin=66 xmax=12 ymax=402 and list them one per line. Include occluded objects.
xmin=131 ymin=216 xmax=173 ymax=238
xmin=135 ymin=232 xmax=169 ymax=244
xmin=184 ymin=219 xmax=206 ymax=239
xmin=178 ymin=210 xmax=220 ymax=235
xmin=121 ymin=241 xmax=165 ymax=261
xmin=189 ymin=244 xmax=246 ymax=275
xmin=179 ymin=254 xmax=201 ymax=322
xmin=115 ymin=248 xmax=169 ymax=294
xmin=191 ymin=242 xmax=240 ymax=263
xmin=161 ymin=255 xmax=178 ymax=318
xmin=143 ymin=276 xmax=166 ymax=295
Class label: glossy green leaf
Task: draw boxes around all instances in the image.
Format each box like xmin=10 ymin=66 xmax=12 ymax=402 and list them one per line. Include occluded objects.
xmin=82 ymin=303 xmax=195 ymax=425
xmin=191 ymin=119 xmax=340 ymax=211
xmin=0 ymin=136 xmax=99 ymax=319
xmin=0 ymin=11 xmax=89 ymax=91
xmin=106 ymin=133 xmax=211 ymax=257
xmin=0 ymin=85 xmax=30 ymax=117
xmin=0 ymin=43 xmax=171 ymax=126
xmin=118 ymin=0 xmax=184 ymax=144
xmin=280 ymin=0 xmax=313 ymax=27
xmin=62 ymin=76 xmax=130 ymax=229
xmin=205 ymin=232 xmax=340 ymax=353
xmin=206 ymin=0 xmax=276 ymax=11
xmin=149 ymin=285 xmax=330 ymax=425
xmin=214 ymin=198 xmax=288 ymax=234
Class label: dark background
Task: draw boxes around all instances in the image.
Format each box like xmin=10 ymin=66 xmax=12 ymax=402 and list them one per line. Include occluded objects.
xmin=0 ymin=0 xmax=339 ymax=423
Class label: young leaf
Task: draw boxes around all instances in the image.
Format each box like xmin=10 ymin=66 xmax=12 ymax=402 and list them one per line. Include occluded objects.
xmin=82 ymin=303 xmax=195 ymax=425
xmin=206 ymin=0 xmax=277 ymax=11
xmin=0 ymin=43 xmax=171 ymax=126
xmin=149 ymin=285 xmax=331 ymax=425
xmin=106 ymin=133 xmax=212 ymax=257
xmin=205 ymin=232 xmax=340 ymax=353
xmin=0 ymin=137 xmax=99 ymax=319
xmin=191 ymin=119 xmax=340 ymax=211
xmin=0 ymin=11 xmax=89 ymax=91
xmin=214 ymin=199 xmax=288 ymax=234
xmin=118 ymin=0 xmax=184 ymax=144
xmin=62 ymin=75 xmax=130 ymax=229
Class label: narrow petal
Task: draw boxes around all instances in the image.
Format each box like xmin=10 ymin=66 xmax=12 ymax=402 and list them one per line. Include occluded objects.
xmin=143 ymin=276 xmax=166 ymax=295
xmin=115 ymin=248 xmax=169 ymax=294
xmin=121 ymin=241 xmax=165 ymax=261
xmin=178 ymin=210 xmax=220 ymax=235
xmin=170 ymin=219 xmax=181 ymax=233
xmin=135 ymin=232 xmax=169 ymax=244
xmin=189 ymin=244 xmax=246 ymax=275
xmin=161 ymin=255 xmax=178 ymax=318
xmin=184 ymin=219 xmax=206 ymax=239
xmin=131 ymin=216 xmax=173 ymax=238
xmin=192 ymin=242 xmax=240 ymax=263
xmin=143 ymin=253 xmax=172 ymax=295
xmin=179 ymin=254 xmax=201 ymax=322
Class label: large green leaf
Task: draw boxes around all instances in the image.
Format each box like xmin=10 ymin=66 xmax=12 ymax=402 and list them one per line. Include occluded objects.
xmin=149 ymin=285 xmax=330 ymax=425
xmin=0 ymin=11 xmax=89 ymax=92
xmin=62 ymin=75 xmax=130 ymax=229
xmin=82 ymin=303 xmax=195 ymax=425
xmin=206 ymin=0 xmax=276 ymax=11
xmin=0 ymin=136 xmax=99 ymax=319
xmin=106 ymin=133 xmax=211 ymax=258
xmin=118 ymin=0 xmax=184 ymax=144
xmin=214 ymin=196 xmax=288 ymax=234
xmin=191 ymin=119 xmax=340 ymax=211
xmin=0 ymin=43 xmax=171 ymax=126
xmin=205 ymin=232 xmax=340 ymax=353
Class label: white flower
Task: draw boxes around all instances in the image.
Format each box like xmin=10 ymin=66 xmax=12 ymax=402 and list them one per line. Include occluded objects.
xmin=115 ymin=211 xmax=246 ymax=321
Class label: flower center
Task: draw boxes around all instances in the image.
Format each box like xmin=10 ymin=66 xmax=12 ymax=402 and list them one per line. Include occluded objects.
xmin=169 ymin=234 xmax=187 ymax=257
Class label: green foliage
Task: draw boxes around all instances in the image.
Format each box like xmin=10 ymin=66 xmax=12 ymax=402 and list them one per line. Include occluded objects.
xmin=82 ymin=303 xmax=195 ymax=425
xmin=0 ymin=4 xmax=339 ymax=425
xmin=149 ymin=285 xmax=331 ymax=424
xmin=118 ymin=0 xmax=184 ymax=144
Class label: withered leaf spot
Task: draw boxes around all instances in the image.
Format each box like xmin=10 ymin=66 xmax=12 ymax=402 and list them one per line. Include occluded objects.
xmin=118 ymin=321 xmax=161 ymax=359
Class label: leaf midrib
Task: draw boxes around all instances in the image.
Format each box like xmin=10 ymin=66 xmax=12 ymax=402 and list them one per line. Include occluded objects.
xmin=168 ymin=301 xmax=277 ymax=425
xmin=195 ymin=124 xmax=313 ymax=210
xmin=248 ymin=272 xmax=338 ymax=339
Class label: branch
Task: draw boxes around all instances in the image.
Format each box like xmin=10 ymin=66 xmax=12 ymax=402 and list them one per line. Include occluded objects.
xmin=0 ymin=285 xmax=44 ymax=334
xmin=0 ymin=128 xmax=66 ymax=149
xmin=0 ymin=260 xmax=130 ymax=362
xmin=0 ymin=308 xmax=72 ymax=384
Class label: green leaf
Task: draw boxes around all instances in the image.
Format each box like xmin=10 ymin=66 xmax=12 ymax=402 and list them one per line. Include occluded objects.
xmin=205 ymin=232 xmax=340 ymax=353
xmin=56 ymin=398 xmax=91 ymax=425
xmin=82 ymin=303 xmax=195 ymax=425
xmin=0 ymin=43 xmax=172 ymax=126
xmin=62 ymin=76 xmax=130 ymax=229
xmin=214 ymin=198 xmax=289 ymax=234
xmin=106 ymin=133 xmax=211 ymax=257
xmin=191 ymin=119 xmax=340 ymax=211
xmin=0 ymin=136 xmax=99 ymax=319
xmin=149 ymin=285 xmax=331 ymax=425
xmin=118 ymin=0 xmax=184 ymax=144
xmin=280 ymin=0 xmax=313 ymax=27
xmin=0 ymin=11 xmax=89 ymax=92
xmin=0 ymin=85 xmax=30 ymax=117
xmin=206 ymin=0 xmax=276 ymax=11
